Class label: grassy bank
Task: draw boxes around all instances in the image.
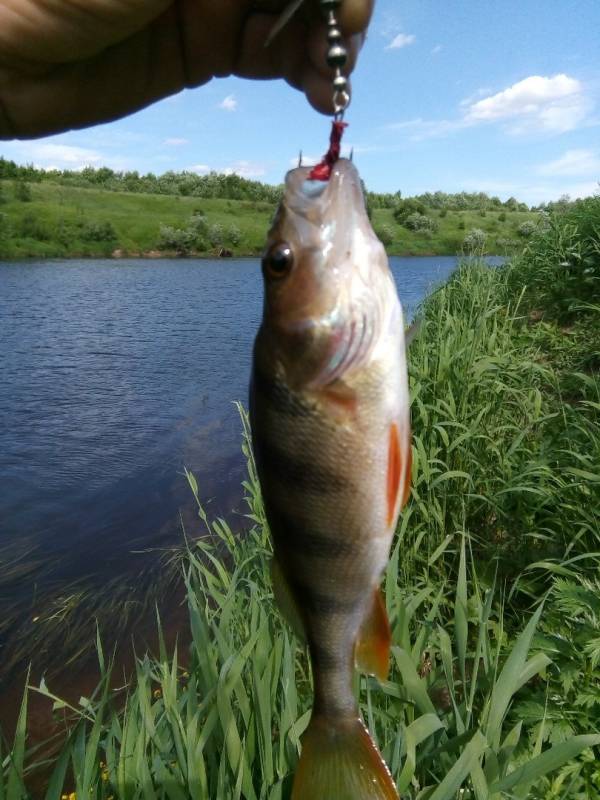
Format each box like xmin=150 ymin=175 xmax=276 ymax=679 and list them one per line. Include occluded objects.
xmin=0 ymin=177 xmax=539 ymax=260
xmin=1 ymin=197 xmax=599 ymax=798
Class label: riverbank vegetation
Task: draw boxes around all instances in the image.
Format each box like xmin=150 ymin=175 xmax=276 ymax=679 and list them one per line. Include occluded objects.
xmin=0 ymin=157 xmax=542 ymax=259
xmin=1 ymin=195 xmax=598 ymax=798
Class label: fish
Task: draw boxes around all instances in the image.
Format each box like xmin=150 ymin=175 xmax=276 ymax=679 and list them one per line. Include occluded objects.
xmin=250 ymin=158 xmax=411 ymax=799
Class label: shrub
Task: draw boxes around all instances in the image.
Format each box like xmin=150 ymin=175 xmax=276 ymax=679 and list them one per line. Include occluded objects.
xmin=226 ymin=225 xmax=242 ymax=247
xmin=404 ymin=212 xmax=437 ymax=232
xmin=458 ymin=219 xmax=466 ymax=230
xmin=498 ymin=211 xmax=507 ymax=222
xmin=157 ymin=224 xmax=194 ymax=255
xmin=13 ymin=179 xmax=32 ymax=202
xmin=81 ymin=220 xmax=117 ymax=242
xmin=375 ymin=225 xmax=394 ymax=246
xmin=439 ymin=208 xmax=448 ymax=218
xmin=18 ymin=211 xmax=49 ymax=240
xmin=479 ymin=208 xmax=487 ymax=217
xmin=463 ymin=227 xmax=487 ymax=254
xmin=208 ymin=223 xmax=224 ymax=248
xmin=518 ymin=220 xmax=537 ymax=238
xmin=393 ymin=197 xmax=427 ymax=224
xmin=507 ymin=195 xmax=600 ymax=321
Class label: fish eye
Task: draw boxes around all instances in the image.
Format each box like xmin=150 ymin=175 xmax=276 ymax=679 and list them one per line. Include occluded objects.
xmin=262 ymin=243 xmax=294 ymax=280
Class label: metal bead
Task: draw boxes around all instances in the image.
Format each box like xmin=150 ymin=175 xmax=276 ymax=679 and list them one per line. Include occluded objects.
xmin=326 ymin=45 xmax=347 ymax=68
xmin=327 ymin=27 xmax=343 ymax=44
xmin=333 ymin=74 xmax=348 ymax=92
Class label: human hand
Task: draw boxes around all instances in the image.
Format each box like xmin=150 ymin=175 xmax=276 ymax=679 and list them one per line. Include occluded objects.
xmin=0 ymin=0 xmax=373 ymax=139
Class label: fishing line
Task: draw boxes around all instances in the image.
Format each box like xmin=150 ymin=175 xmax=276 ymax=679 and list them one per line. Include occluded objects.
xmin=308 ymin=0 xmax=350 ymax=181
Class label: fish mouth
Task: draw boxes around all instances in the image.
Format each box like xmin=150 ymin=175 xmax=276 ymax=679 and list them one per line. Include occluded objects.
xmin=285 ymin=158 xmax=364 ymax=214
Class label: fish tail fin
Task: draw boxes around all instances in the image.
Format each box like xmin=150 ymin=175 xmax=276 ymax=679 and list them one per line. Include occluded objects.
xmin=291 ymin=715 xmax=399 ymax=800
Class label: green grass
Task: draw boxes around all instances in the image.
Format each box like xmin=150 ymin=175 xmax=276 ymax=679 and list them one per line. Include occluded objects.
xmin=372 ymin=207 xmax=535 ymax=257
xmin=1 ymin=199 xmax=599 ymax=797
xmin=0 ymin=181 xmax=274 ymax=258
xmin=0 ymin=179 xmax=539 ymax=259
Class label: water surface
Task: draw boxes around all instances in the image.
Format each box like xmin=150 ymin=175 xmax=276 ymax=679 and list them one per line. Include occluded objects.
xmin=0 ymin=256 xmax=498 ymax=698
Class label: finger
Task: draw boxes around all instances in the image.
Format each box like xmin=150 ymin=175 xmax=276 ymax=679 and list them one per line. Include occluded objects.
xmin=0 ymin=0 xmax=171 ymax=63
xmin=338 ymin=0 xmax=374 ymax=35
xmin=0 ymin=5 xmax=210 ymax=138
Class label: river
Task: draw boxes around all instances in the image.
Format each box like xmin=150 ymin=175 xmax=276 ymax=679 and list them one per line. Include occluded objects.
xmin=0 ymin=255 xmax=502 ymax=724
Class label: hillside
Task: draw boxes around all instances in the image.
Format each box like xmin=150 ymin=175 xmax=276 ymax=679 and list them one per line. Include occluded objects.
xmin=0 ymin=168 xmax=539 ymax=259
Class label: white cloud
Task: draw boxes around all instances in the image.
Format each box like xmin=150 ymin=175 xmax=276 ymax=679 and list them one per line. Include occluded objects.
xmin=188 ymin=164 xmax=210 ymax=175
xmin=464 ymin=74 xmax=590 ymax=133
xmin=386 ymin=33 xmax=415 ymax=50
xmin=536 ymin=148 xmax=600 ymax=176
xmin=431 ymin=44 xmax=443 ymax=54
xmin=387 ymin=73 xmax=593 ymax=140
xmin=164 ymin=137 xmax=189 ymax=146
xmin=219 ymin=94 xmax=237 ymax=112
xmin=223 ymin=160 xmax=266 ymax=178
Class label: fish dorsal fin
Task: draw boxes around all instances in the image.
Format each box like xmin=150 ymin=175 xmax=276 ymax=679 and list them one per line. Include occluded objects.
xmin=354 ymin=588 xmax=391 ymax=681
xmin=292 ymin=716 xmax=399 ymax=799
xmin=271 ymin=557 xmax=306 ymax=641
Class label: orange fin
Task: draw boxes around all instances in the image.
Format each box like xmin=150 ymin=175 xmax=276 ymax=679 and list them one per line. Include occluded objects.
xmin=271 ymin=558 xmax=306 ymax=641
xmin=292 ymin=716 xmax=399 ymax=800
xmin=386 ymin=423 xmax=402 ymax=526
xmin=355 ymin=588 xmax=391 ymax=680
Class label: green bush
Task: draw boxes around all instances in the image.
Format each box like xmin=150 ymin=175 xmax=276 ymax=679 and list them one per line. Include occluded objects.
xmin=81 ymin=220 xmax=117 ymax=242
xmin=226 ymin=224 xmax=242 ymax=247
xmin=507 ymin=195 xmax=600 ymax=321
xmin=13 ymin=179 xmax=32 ymax=202
xmin=393 ymin=197 xmax=427 ymax=224
xmin=157 ymin=224 xmax=194 ymax=255
xmin=18 ymin=211 xmax=49 ymax=240
xmin=463 ymin=227 xmax=486 ymax=254
xmin=375 ymin=224 xmax=395 ymax=246
xmin=498 ymin=211 xmax=507 ymax=222
xmin=518 ymin=220 xmax=537 ymax=238
xmin=404 ymin=212 xmax=438 ymax=232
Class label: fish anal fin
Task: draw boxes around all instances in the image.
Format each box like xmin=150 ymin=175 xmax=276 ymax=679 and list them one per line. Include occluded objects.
xmin=355 ymin=588 xmax=391 ymax=680
xmin=271 ymin=557 xmax=306 ymax=641
xmin=386 ymin=422 xmax=402 ymax=527
xmin=292 ymin=716 xmax=399 ymax=800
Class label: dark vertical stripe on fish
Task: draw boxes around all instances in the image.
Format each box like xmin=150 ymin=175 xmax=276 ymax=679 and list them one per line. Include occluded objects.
xmin=254 ymin=433 xmax=348 ymax=494
xmin=251 ymin=364 xmax=312 ymax=417
xmin=267 ymin=506 xmax=362 ymax=559
xmin=291 ymin=579 xmax=358 ymax=615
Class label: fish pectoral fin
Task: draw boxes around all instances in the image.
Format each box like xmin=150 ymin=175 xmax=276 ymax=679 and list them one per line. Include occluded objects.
xmin=292 ymin=716 xmax=399 ymax=800
xmin=318 ymin=380 xmax=357 ymax=422
xmin=271 ymin=557 xmax=306 ymax=641
xmin=354 ymin=588 xmax=391 ymax=681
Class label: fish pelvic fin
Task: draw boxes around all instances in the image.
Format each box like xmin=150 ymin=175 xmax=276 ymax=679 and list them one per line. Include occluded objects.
xmin=271 ymin=557 xmax=306 ymax=641
xmin=291 ymin=715 xmax=399 ymax=800
xmin=355 ymin=588 xmax=391 ymax=681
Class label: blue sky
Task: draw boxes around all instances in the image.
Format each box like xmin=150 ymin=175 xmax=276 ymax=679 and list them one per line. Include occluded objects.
xmin=2 ymin=0 xmax=600 ymax=205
